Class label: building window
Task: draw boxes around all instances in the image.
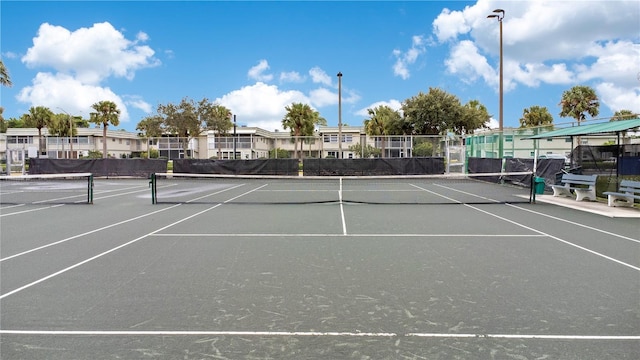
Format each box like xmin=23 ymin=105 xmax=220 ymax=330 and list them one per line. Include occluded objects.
xmin=504 ymin=135 xmax=513 ymax=142
xmin=324 ymin=134 xmax=338 ymax=143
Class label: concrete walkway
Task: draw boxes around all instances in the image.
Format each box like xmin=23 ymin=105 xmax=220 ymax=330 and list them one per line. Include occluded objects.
xmin=534 ymin=194 xmax=640 ymax=218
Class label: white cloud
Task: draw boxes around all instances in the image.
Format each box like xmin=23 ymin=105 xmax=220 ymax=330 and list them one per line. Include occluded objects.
xmin=22 ymin=22 xmax=159 ymax=84
xmin=596 ymin=82 xmax=640 ymax=115
xmin=445 ymin=40 xmax=495 ymax=85
xmin=124 ymin=95 xmax=153 ymax=114
xmin=215 ymin=82 xmax=309 ymax=131
xmin=280 ymin=71 xmax=304 ymax=83
xmin=247 ymin=59 xmax=273 ymax=82
xmin=17 ymin=72 xmax=130 ymax=121
xmin=432 ymin=0 xmax=639 ymax=114
xmin=16 ymin=22 xmax=159 ymax=124
xmin=309 ymin=67 xmax=333 ymax=86
xmin=392 ymin=35 xmax=426 ymax=79
xmin=355 ymin=99 xmax=403 ymax=118
xmin=309 ymin=87 xmax=337 ymax=107
xmin=486 ymin=117 xmax=499 ymax=129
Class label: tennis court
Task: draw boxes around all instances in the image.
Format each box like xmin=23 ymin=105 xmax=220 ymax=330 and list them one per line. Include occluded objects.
xmin=1 ymin=176 xmax=638 ymax=359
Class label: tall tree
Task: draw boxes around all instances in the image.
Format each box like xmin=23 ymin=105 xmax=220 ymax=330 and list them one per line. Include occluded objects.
xmin=519 ymin=105 xmax=554 ymax=129
xmin=282 ymin=103 xmax=326 ymax=160
xmin=0 ymin=59 xmax=11 ymax=87
xmin=364 ymin=105 xmax=400 ymax=157
xmin=158 ymin=98 xmax=201 ymax=158
xmin=611 ymin=109 xmax=638 ymax=121
xmin=559 ymin=85 xmax=599 ymax=124
xmin=0 ymin=108 xmax=5 ymax=133
xmin=49 ymin=113 xmax=77 ymax=158
xmin=136 ymin=115 xmax=164 ymax=158
xmin=457 ymin=100 xmax=491 ymax=135
xmin=200 ymin=101 xmax=233 ymax=159
xmin=402 ymin=88 xmax=463 ymax=135
xmin=559 ymin=85 xmax=599 ymax=149
xmin=90 ymin=100 xmax=121 ymax=158
xmin=24 ymin=106 xmax=54 ymax=157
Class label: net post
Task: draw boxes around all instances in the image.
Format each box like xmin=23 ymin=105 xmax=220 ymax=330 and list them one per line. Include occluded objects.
xmin=88 ymin=174 xmax=94 ymax=204
xmin=530 ymin=172 xmax=535 ymax=204
xmin=149 ymin=173 xmax=157 ymax=204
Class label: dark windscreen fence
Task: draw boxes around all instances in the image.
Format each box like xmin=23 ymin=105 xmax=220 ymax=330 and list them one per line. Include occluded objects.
xmin=172 ymin=159 xmax=299 ymax=175
xmin=302 ymin=157 xmax=445 ymax=176
xmin=28 ymin=158 xmax=167 ymax=177
xmin=467 ymin=157 xmax=565 ymax=190
xmin=571 ymin=144 xmax=640 ymax=176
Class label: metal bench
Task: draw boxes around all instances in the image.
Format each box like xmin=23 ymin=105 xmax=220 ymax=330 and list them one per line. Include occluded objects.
xmin=603 ymin=180 xmax=640 ymax=207
xmin=550 ymin=174 xmax=598 ymax=201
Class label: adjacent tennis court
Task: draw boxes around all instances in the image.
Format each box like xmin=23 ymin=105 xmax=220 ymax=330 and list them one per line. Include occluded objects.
xmin=1 ymin=176 xmax=638 ymax=359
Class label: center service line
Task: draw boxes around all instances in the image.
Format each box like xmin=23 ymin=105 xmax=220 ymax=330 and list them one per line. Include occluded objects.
xmin=339 ymin=177 xmax=347 ymax=235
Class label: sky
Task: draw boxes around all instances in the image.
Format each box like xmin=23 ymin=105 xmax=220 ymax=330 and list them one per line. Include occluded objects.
xmin=1 ymin=0 xmax=639 ymax=134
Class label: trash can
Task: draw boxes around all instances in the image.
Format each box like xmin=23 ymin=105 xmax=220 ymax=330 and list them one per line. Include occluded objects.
xmin=534 ymin=177 xmax=546 ymax=195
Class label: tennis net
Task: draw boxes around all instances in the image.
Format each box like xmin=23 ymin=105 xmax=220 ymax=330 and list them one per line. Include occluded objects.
xmin=0 ymin=173 xmax=94 ymax=205
xmin=149 ymin=172 xmax=534 ymax=205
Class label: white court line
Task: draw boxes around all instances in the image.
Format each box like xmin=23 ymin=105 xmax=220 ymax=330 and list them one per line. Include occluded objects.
xmin=0 ymin=204 xmax=181 ymax=263
xmin=0 ymin=330 xmax=637 ymax=341
xmin=433 ymin=183 xmax=502 ymax=203
xmin=466 ymin=204 xmax=640 ymax=272
xmin=150 ymin=233 xmax=546 ymax=238
xmin=507 ymin=203 xmax=640 ymax=244
xmin=0 ymin=183 xmax=272 ymax=297
xmin=0 ymin=204 xmax=65 ymax=217
xmin=409 ymin=183 xmax=462 ymax=203
xmin=0 ymin=203 xmax=220 ymax=300
xmin=339 ymin=177 xmax=347 ymax=235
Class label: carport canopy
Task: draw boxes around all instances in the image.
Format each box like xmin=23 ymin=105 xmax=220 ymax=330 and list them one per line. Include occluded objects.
xmin=525 ymin=118 xmax=640 ymax=139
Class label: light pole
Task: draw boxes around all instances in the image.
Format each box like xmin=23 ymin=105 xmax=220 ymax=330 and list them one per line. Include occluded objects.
xmin=337 ymin=72 xmax=343 ymax=159
xmin=57 ymin=107 xmax=74 ymax=159
xmin=487 ymin=8 xmax=504 ymax=159
xmin=233 ymin=114 xmax=237 ymax=160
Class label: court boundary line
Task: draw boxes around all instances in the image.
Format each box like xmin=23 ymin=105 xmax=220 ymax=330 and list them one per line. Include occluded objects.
xmin=0 ymin=204 xmax=181 ymax=263
xmin=507 ymin=203 xmax=640 ymax=244
xmin=0 ymin=204 xmax=65 ymax=217
xmin=150 ymin=233 xmax=546 ymax=238
xmin=0 ymin=330 xmax=637 ymax=341
xmin=466 ymin=204 xmax=640 ymax=272
xmin=0 ymin=184 xmax=273 ymax=299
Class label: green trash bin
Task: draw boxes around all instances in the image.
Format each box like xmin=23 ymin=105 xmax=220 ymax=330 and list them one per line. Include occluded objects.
xmin=534 ymin=177 xmax=546 ymax=195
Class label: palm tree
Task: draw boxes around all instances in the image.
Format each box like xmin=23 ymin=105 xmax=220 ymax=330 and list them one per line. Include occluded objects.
xmin=24 ymin=106 xmax=54 ymax=157
xmin=611 ymin=109 xmax=638 ymax=121
xmin=0 ymin=60 xmax=11 ymax=87
xmin=364 ymin=105 xmax=398 ymax=158
xmin=136 ymin=115 xmax=164 ymax=158
xmin=282 ymin=103 xmax=326 ymax=160
xmin=559 ymin=85 xmax=599 ymax=124
xmin=519 ymin=106 xmax=553 ymax=129
xmin=89 ymin=101 xmax=121 ymax=158
xmin=559 ymin=85 xmax=599 ymax=163
xmin=49 ymin=113 xmax=77 ymax=158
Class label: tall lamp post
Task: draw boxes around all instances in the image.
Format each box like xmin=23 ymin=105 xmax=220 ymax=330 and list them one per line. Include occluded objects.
xmin=57 ymin=107 xmax=74 ymax=159
xmin=487 ymin=8 xmax=504 ymax=159
xmin=337 ymin=72 xmax=343 ymax=159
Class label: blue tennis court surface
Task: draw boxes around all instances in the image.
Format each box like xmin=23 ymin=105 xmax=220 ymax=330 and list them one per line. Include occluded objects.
xmin=1 ymin=178 xmax=638 ymax=359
